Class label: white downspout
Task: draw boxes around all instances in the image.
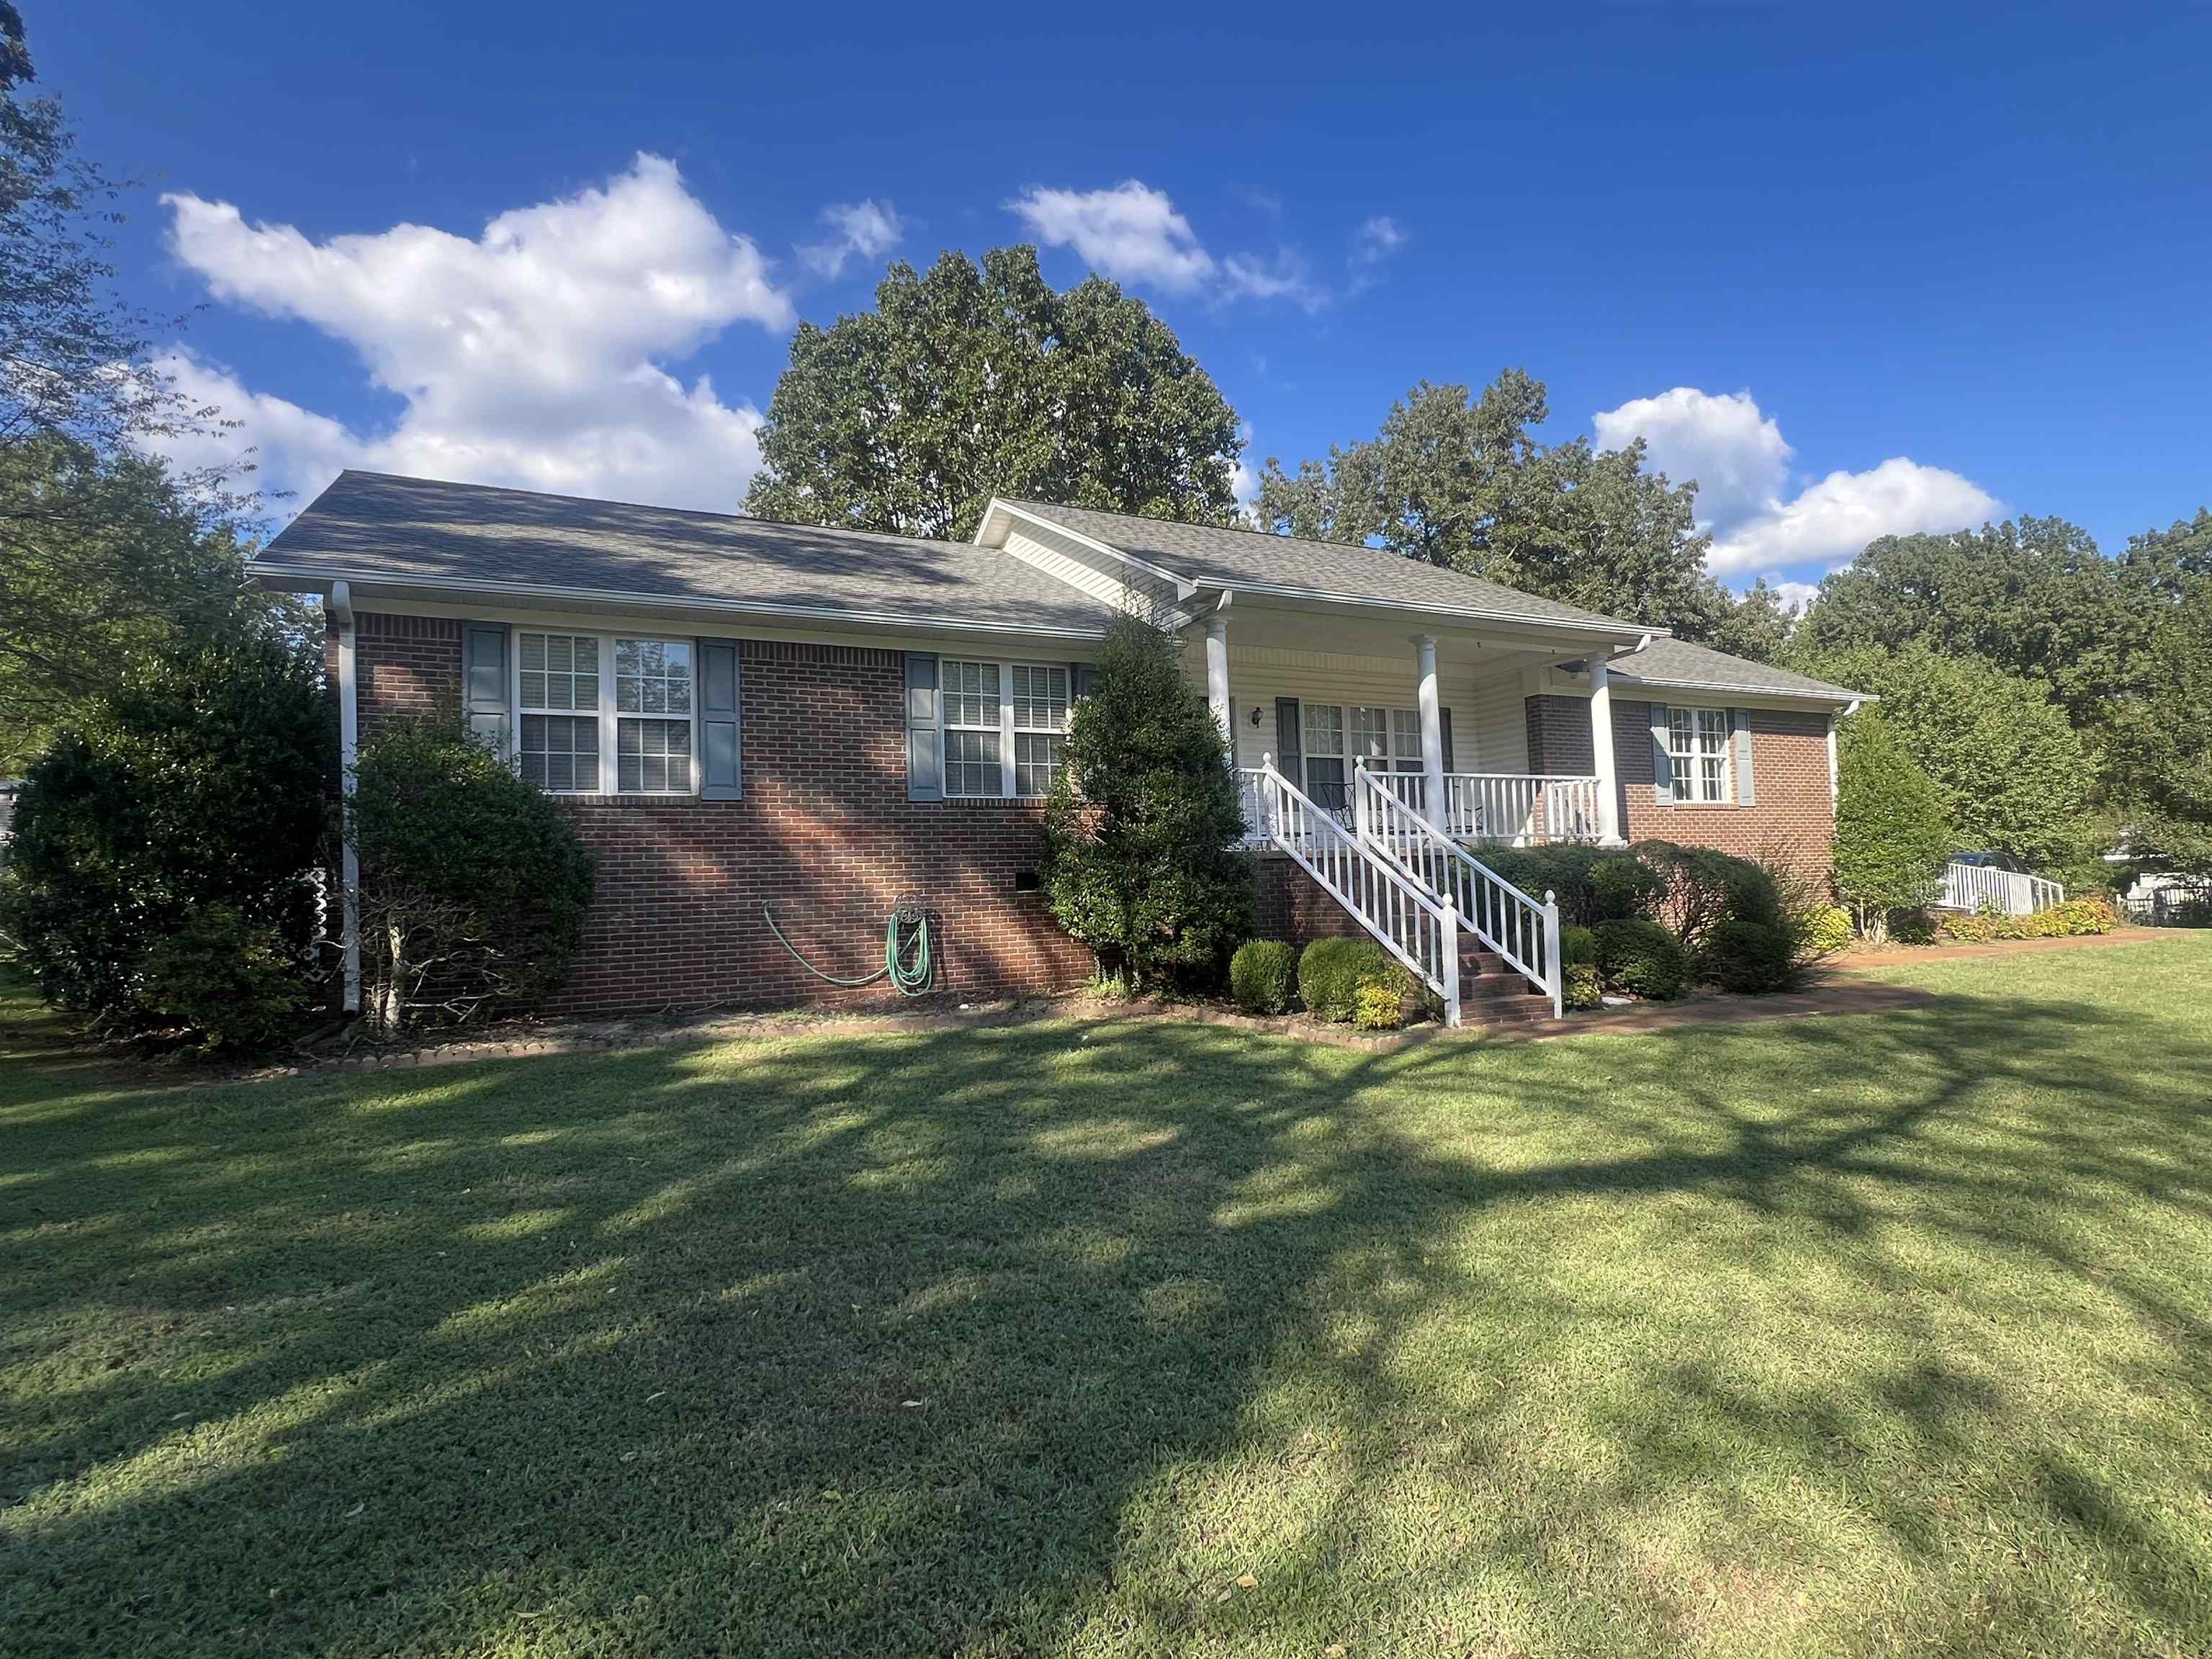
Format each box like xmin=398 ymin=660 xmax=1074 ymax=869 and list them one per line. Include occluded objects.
xmin=331 ymin=580 xmax=361 ymax=1015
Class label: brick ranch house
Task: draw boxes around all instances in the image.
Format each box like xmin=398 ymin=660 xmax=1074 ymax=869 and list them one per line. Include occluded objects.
xmin=254 ymin=471 xmax=1866 ymax=1027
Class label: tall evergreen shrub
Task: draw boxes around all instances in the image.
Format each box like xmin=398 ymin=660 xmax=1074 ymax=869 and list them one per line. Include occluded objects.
xmin=1833 ymin=709 xmax=1952 ymax=942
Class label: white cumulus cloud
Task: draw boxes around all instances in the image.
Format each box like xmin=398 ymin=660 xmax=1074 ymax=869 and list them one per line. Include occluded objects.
xmin=157 ymin=153 xmax=790 ymax=516
xmin=798 ymin=198 xmax=903 ymax=280
xmin=1007 ymin=180 xmax=1217 ymax=292
xmin=1592 ymin=385 xmax=1998 ymax=578
xmin=1007 ymin=179 xmax=1329 ymax=309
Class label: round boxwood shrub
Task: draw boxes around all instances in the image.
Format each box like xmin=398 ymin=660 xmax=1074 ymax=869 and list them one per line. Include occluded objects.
xmin=1228 ymin=939 xmax=1298 ymax=1015
xmin=1701 ymin=917 xmax=1797 ymax=994
xmin=1473 ymin=843 xmax=1664 ymax=927
xmin=1560 ymin=923 xmax=1598 ymax=966
xmin=1590 ymin=917 xmax=1691 ymax=1000
xmin=1298 ymin=937 xmax=1389 ymax=1022
xmin=140 ymin=903 xmax=308 ymax=1055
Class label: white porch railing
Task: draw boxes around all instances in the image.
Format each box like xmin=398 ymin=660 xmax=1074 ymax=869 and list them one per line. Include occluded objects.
xmin=1937 ymin=862 xmax=2063 ymax=917
xmin=1358 ymin=770 xmax=1563 ymax=1017
xmin=1370 ymin=768 xmax=1604 ymax=845
xmin=1241 ymin=762 xmax=1463 ymax=1025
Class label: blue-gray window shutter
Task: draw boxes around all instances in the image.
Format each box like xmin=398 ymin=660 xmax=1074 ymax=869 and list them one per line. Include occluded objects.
xmin=699 ymin=639 xmax=742 ymax=801
xmin=1732 ymin=709 xmax=1755 ymax=806
xmin=1274 ymin=697 xmax=1303 ymax=782
xmin=464 ymin=624 xmax=510 ymax=757
xmin=1439 ymin=707 xmax=1455 ymax=771
xmin=1650 ymin=703 xmax=1673 ymax=797
xmin=1073 ymin=661 xmax=1098 ymax=697
xmin=906 ymin=653 xmax=942 ymax=801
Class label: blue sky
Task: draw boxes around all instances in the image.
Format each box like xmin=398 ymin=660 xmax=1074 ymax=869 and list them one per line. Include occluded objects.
xmin=35 ymin=1 xmax=2212 ymax=598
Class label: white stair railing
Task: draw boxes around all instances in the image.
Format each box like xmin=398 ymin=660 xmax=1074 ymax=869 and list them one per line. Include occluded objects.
xmin=1938 ymin=861 xmax=2063 ymax=917
xmin=1242 ymin=760 xmax=1462 ymax=1025
xmin=1372 ymin=770 xmax=1604 ymax=844
xmin=1359 ymin=768 xmax=1563 ymax=1018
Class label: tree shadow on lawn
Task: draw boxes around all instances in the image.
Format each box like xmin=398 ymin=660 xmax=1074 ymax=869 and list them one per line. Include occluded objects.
xmin=4 ymin=984 xmax=2210 ymax=1655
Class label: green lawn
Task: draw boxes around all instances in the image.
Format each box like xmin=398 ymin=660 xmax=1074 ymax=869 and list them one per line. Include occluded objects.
xmin=4 ymin=937 xmax=2210 ymax=1658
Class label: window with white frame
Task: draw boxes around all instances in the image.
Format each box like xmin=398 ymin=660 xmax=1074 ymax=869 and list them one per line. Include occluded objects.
xmin=1010 ymin=664 xmax=1069 ymax=798
xmin=514 ymin=630 xmax=699 ymax=796
xmin=943 ymin=659 xmax=1004 ymax=797
xmin=1667 ymin=706 xmax=1732 ymax=804
xmin=940 ymin=658 xmax=1072 ymax=799
xmin=1303 ymin=702 xmax=1426 ymax=805
xmin=615 ymin=638 xmax=693 ymax=793
xmin=518 ymin=632 xmax=601 ymax=794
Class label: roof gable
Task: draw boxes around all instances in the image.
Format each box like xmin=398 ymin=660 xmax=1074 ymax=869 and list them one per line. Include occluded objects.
xmin=1606 ymin=637 xmax=1866 ymax=703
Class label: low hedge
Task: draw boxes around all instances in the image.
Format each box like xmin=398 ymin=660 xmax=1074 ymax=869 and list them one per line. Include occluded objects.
xmin=1228 ymin=939 xmax=1299 ymax=1014
xmin=1938 ymin=897 xmax=2118 ymax=943
xmin=1635 ymin=840 xmax=1786 ymax=952
xmin=1701 ymin=917 xmax=1797 ymax=994
xmin=1559 ymin=923 xmax=1598 ymax=967
xmin=1298 ymin=938 xmax=1390 ymax=1022
xmin=1591 ymin=917 xmax=1691 ymax=1000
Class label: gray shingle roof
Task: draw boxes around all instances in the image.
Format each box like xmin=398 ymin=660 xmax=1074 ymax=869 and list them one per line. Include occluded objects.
xmin=1606 ymin=637 xmax=1866 ymax=703
xmin=1005 ymin=500 xmax=1645 ymax=634
xmin=255 ymin=472 xmax=1123 ymax=638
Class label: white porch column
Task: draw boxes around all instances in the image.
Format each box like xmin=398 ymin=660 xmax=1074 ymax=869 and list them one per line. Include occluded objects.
xmin=1415 ymin=633 xmax=1447 ymax=831
xmin=1588 ymin=655 xmax=1623 ymax=845
xmin=331 ymin=580 xmax=361 ymax=1015
xmin=1205 ymin=612 xmax=1231 ymax=749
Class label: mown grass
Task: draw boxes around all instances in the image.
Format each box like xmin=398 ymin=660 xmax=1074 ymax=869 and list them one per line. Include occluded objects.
xmin=3 ymin=934 xmax=2209 ymax=1657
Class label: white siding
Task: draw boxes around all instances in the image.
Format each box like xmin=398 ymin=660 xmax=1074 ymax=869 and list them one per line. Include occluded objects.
xmin=1182 ymin=642 xmax=1466 ymax=773
xmin=998 ymin=523 xmax=1174 ymax=613
xmin=1463 ymin=674 xmax=1529 ymax=773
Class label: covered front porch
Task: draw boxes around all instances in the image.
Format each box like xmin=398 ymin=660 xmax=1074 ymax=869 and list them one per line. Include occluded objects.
xmin=1182 ymin=590 xmax=1630 ymax=849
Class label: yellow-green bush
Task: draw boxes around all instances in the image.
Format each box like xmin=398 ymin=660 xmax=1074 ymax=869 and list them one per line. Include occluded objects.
xmin=1800 ymin=906 xmax=1854 ymax=956
xmin=1298 ymin=938 xmax=1389 ymax=1022
xmin=1352 ymin=979 xmax=1405 ymax=1030
xmin=1564 ymin=963 xmax=1603 ymax=1010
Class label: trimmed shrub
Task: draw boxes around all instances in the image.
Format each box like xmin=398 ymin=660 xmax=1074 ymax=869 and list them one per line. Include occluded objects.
xmin=354 ymin=719 xmax=595 ymax=1030
xmin=1888 ymin=908 xmax=1938 ymax=945
xmin=1937 ymin=896 xmax=2118 ymax=944
xmin=1228 ymin=940 xmax=1298 ymax=1015
xmin=1298 ymin=937 xmax=1388 ymax=1022
xmin=1559 ymin=923 xmax=1598 ymax=967
xmin=1635 ymin=840 xmax=1786 ymax=952
xmin=1564 ymin=963 xmax=1604 ymax=1010
xmin=140 ymin=904 xmax=307 ymax=1055
xmin=1701 ymin=917 xmax=1797 ymax=994
xmin=0 ymin=629 xmax=332 ymax=1043
xmin=1800 ymin=906 xmax=1855 ymax=956
xmin=1470 ymin=842 xmax=1664 ymax=927
xmin=1040 ymin=613 xmax=1251 ymax=987
xmin=1591 ymin=918 xmax=1691 ymax=1000
xmin=1352 ymin=979 xmax=1405 ymax=1030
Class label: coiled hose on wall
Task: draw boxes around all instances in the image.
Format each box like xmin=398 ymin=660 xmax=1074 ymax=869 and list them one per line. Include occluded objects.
xmin=760 ymin=899 xmax=935 ymax=995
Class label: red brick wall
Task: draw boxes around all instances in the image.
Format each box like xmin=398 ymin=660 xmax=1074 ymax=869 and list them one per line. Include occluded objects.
xmin=349 ymin=616 xmax=1094 ymax=1014
xmin=1525 ymin=693 xmax=1836 ymax=878
xmin=1252 ymin=855 xmax=1367 ymax=945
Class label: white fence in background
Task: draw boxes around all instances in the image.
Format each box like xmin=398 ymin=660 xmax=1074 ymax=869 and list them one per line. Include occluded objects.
xmin=1936 ymin=862 xmax=2063 ymax=917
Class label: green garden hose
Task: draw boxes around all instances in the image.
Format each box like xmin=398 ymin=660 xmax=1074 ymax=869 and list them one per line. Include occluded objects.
xmin=761 ymin=901 xmax=935 ymax=995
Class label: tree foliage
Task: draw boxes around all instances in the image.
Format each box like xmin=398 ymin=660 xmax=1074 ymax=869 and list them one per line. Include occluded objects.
xmin=746 ymin=246 xmax=1241 ymax=541
xmin=1712 ymin=578 xmax=1798 ymax=665
xmin=0 ymin=440 xmax=271 ymax=768
xmin=1040 ymin=614 xmax=1251 ymax=985
xmin=0 ymin=627 xmax=332 ymax=1037
xmin=1798 ymin=643 xmax=2090 ymax=872
xmin=2100 ymin=585 xmax=2212 ymax=878
xmin=352 ymin=719 xmax=597 ymax=1030
xmin=1251 ymin=372 xmax=1737 ymax=640
xmin=1832 ymin=709 xmax=1952 ymax=940
xmin=1794 ymin=516 xmax=2157 ymax=732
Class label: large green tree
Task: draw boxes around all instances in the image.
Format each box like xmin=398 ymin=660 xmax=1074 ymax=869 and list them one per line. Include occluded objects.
xmin=1251 ymin=372 xmax=1736 ymax=639
xmin=1799 ymin=643 xmax=2090 ymax=873
xmin=1792 ymin=517 xmax=2156 ymax=731
xmin=2101 ymin=585 xmax=2212 ymax=878
xmin=745 ymin=246 xmax=1241 ymax=541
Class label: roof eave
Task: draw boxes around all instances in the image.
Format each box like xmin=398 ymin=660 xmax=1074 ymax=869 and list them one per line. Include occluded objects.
xmin=246 ymin=562 xmax=1116 ymax=642
xmin=1204 ymin=576 xmax=1647 ymax=642
xmin=975 ymin=499 xmax=1198 ymax=601
xmin=1610 ymin=670 xmax=1868 ymax=706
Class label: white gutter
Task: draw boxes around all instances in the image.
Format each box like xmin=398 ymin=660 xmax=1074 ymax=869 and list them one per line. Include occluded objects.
xmin=330 ymin=580 xmax=361 ymax=1015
